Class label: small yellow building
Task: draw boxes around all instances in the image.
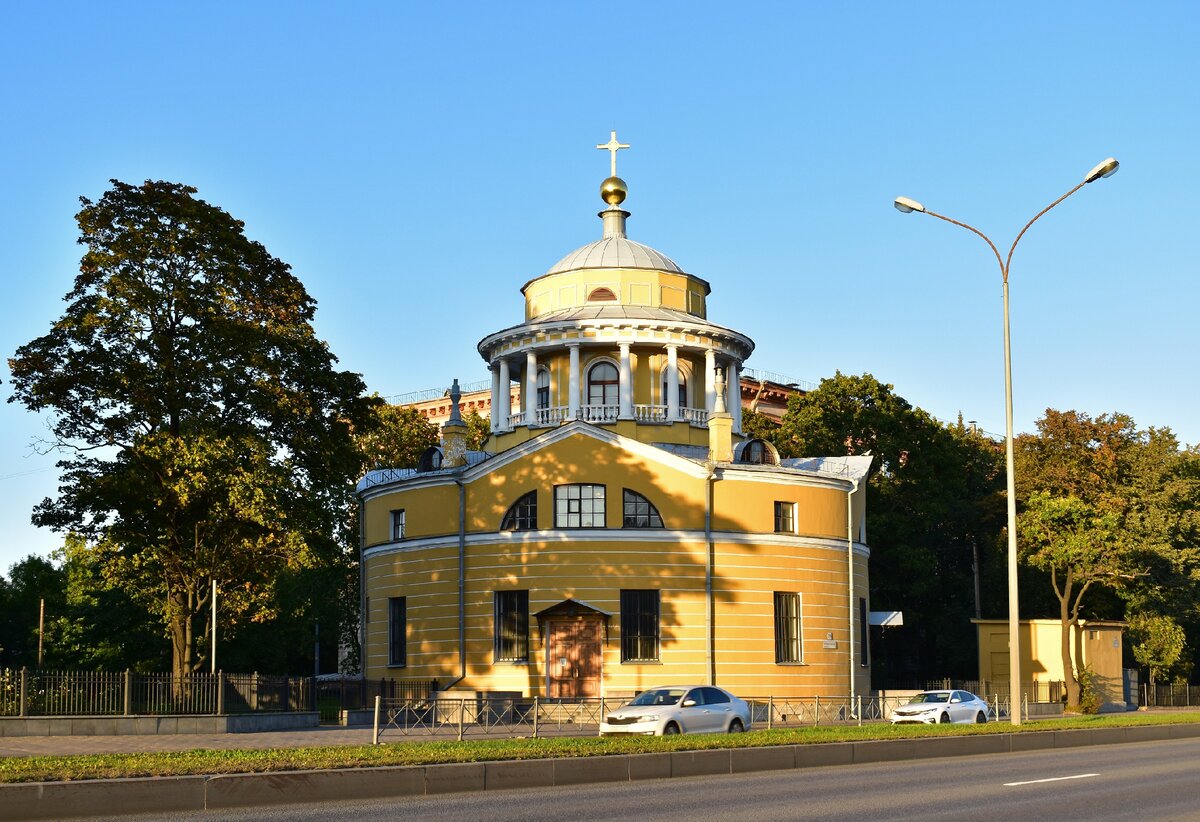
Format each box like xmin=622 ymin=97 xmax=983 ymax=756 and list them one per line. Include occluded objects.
xmin=974 ymin=618 xmax=1127 ymax=710
xmin=358 ymin=136 xmax=873 ymax=699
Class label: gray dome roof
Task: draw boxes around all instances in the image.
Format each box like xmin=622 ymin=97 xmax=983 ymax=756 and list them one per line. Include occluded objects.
xmin=546 ymin=237 xmax=683 ymax=275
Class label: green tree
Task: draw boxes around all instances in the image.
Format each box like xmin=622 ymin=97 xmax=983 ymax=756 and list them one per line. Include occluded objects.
xmin=1016 ymin=411 xmax=1200 ymax=691
xmin=1018 ymin=492 xmax=1133 ymax=707
xmin=0 ymin=555 xmax=66 ymax=668
xmin=1128 ymin=613 xmax=1187 ymax=689
xmin=358 ymin=404 xmax=439 ymax=470
xmin=7 ymin=180 xmax=379 ymax=676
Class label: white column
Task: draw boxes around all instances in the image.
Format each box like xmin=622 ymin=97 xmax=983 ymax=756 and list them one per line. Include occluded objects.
xmin=704 ymin=348 xmax=716 ymax=414
xmin=525 ymin=349 xmax=538 ymax=424
xmin=666 ymin=344 xmax=680 ymax=421
xmin=618 ymin=342 xmax=633 ymax=419
xmin=498 ymin=358 xmax=510 ymax=429
xmin=489 ymin=362 xmax=501 ymax=433
xmin=568 ymin=344 xmax=581 ymax=420
xmin=727 ymin=360 xmax=741 ymax=433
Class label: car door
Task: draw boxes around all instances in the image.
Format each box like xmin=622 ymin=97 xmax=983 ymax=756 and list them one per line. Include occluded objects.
xmin=949 ymin=691 xmax=971 ymax=723
xmin=677 ymin=688 xmax=709 ymax=732
xmin=700 ymin=687 xmax=734 ymax=731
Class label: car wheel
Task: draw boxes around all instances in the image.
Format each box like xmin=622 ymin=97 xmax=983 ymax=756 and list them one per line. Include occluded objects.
xmin=729 ymin=718 xmax=744 ymax=733
xmin=663 ymin=722 xmax=681 ymax=735
xmin=939 ymin=712 xmax=951 ymax=724
xmin=975 ymin=711 xmax=987 ymax=724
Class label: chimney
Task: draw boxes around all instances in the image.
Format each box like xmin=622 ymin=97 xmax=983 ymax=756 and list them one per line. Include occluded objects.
xmin=442 ymin=379 xmax=469 ymax=468
xmin=708 ymin=366 xmax=733 ymax=463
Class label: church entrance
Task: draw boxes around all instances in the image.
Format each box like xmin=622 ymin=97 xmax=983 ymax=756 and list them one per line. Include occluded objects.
xmin=547 ymin=619 xmax=603 ymax=698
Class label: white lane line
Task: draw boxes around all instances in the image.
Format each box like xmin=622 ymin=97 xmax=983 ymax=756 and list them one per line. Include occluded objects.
xmin=1005 ymin=773 xmax=1100 ymax=787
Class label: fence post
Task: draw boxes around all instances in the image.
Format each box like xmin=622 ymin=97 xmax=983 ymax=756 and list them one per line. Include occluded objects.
xmin=217 ymin=671 xmax=226 ymax=715
xmin=814 ymin=694 xmax=820 ymax=726
xmin=19 ymin=667 xmax=27 ymax=717
xmin=372 ymin=695 xmax=381 ymax=745
xmin=767 ymin=695 xmax=774 ymax=730
xmin=458 ymin=698 xmax=465 ymax=741
xmin=533 ymin=695 xmax=539 ymax=739
xmin=857 ymin=695 xmax=862 ymax=727
xmin=123 ymin=669 xmax=132 ymax=716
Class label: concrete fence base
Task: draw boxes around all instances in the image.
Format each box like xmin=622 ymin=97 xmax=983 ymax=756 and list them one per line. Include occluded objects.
xmin=0 ymin=712 xmax=319 ymax=737
xmin=5 ymin=722 xmax=1200 ymax=819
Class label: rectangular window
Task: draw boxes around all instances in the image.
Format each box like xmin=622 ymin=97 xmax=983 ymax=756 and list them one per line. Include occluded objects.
xmin=388 ymin=597 xmax=407 ymax=667
xmin=859 ymin=597 xmax=869 ymax=666
xmin=554 ymin=484 xmax=606 ymax=528
xmin=494 ymin=590 xmax=529 ymax=662
xmin=620 ymin=589 xmax=660 ymax=662
xmin=773 ymin=501 xmax=795 ymax=534
xmin=774 ymin=592 xmax=803 ymax=663
xmin=391 ymin=509 xmax=406 ymax=541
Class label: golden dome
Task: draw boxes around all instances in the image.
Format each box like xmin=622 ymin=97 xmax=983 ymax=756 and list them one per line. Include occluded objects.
xmin=600 ymin=176 xmax=627 ymax=205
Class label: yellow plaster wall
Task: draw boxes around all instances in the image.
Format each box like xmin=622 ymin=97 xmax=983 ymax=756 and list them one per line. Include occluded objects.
xmin=711 ymin=479 xmax=847 ymax=540
xmin=523 ymin=269 xmax=709 ymax=320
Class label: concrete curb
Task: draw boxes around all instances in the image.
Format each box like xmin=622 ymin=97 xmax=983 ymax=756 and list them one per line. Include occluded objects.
xmin=6 ymin=723 xmax=1200 ymax=819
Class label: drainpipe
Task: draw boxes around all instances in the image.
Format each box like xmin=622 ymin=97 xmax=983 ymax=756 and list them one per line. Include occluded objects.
xmin=847 ymin=475 xmax=860 ymax=706
xmin=440 ymin=476 xmax=468 ymax=692
xmin=705 ymin=464 xmax=717 ymax=686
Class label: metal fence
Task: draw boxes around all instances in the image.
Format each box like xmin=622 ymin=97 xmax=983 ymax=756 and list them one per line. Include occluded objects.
xmin=0 ymin=668 xmax=312 ymax=717
xmin=1145 ymin=683 xmax=1200 ymax=708
xmin=370 ymin=692 xmax=1025 ymax=743
xmin=314 ymin=677 xmax=437 ymax=722
xmin=923 ymin=678 xmax=1065 ymax=704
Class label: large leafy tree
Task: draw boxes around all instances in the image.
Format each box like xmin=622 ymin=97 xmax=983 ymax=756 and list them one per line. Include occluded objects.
xmin=1016 ymin=410 xmax=1200 ymax=696
xmin=775 ymin=372 xmax=1005 ymax=684
xmin=7 ymin=180 xmax=379 ymax=676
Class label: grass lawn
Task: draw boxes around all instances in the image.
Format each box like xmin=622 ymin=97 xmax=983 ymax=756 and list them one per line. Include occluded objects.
xmin=3 ymin=712 xmax=1198 ymax=784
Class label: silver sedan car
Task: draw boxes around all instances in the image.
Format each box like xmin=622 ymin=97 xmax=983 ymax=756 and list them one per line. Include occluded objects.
xmin=599 ymin=685 xmax=751 ymax=736
xmin=890 ymin=689 xmax=992 ymax=724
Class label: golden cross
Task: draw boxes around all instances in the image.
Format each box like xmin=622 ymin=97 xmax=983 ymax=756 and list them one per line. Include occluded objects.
xmin=596 ymin=130 xmax=630 ymax=177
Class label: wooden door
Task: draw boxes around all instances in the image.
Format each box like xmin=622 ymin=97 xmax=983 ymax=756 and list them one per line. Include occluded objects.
xmin=548 ymin=619 xmax=603 ymax=698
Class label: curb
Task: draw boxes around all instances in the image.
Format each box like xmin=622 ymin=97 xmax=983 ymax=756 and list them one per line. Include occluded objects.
xmin=5 ymin=723 xmax=1200 ymax=819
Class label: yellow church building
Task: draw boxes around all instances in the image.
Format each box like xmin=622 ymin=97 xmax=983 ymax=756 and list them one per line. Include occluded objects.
xmin=357 ymin=134 xmax=873 ymax=700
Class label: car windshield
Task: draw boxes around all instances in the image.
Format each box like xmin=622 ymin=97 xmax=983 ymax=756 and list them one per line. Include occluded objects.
xmin=629 ymin=688 xmax=687 ymax=706
xmin=910 ymin=692 xmax=949 ymax=704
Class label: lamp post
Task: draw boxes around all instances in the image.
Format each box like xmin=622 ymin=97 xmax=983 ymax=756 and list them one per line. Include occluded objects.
xmin=894 ymin=157 xmax=1118 ymax=724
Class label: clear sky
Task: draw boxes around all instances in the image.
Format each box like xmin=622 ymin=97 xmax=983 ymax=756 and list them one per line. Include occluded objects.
xmin=2 ymin=2 xmax=1196 ymax=572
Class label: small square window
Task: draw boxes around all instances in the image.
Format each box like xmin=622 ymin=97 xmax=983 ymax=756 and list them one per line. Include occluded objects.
xmin=391 ymin=509 xmax=406 ymax=541
xmin=773 ymin=501 xmax=795 ymax=534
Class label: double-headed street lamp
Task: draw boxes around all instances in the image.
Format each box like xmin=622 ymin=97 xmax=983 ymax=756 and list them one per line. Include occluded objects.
xmin=894 ymin=157 xmax=1119 ymax=725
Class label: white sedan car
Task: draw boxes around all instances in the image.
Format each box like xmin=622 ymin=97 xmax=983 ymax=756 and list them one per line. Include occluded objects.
xmin=599 ymin=685 xmax=751 ymax=736
xmin=890 ymin=689 xmax=992 ymax=724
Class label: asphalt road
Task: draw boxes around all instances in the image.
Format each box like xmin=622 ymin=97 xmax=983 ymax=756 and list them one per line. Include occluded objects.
xmin=69 ymin=736 xmax=1200 ymax=822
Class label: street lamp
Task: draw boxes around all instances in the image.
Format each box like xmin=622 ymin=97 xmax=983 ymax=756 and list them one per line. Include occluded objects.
xmin=894 ymin=158 xmax=1119 ymax=724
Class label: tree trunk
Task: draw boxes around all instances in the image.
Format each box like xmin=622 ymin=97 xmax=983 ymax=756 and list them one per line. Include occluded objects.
xmin=168 ymin=585 xmax=198 ymax=677
xmin=1060 ymin=595 xmax=1080 ymax=707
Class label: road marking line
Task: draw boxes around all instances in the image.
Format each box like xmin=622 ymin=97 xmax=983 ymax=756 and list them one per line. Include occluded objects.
xmin=1004 ymin=773 xmax=1100 ymax=787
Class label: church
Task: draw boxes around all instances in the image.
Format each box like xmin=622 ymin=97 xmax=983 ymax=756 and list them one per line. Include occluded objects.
xmin=357 ymin=134 xmax=873 ymax=700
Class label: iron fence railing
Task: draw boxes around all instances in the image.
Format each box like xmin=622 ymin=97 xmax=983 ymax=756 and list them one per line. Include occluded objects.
xmin=370 ymin=692 xmax=1028 ymax=743
xmin=314 ymin=677 xmax=437 ymax=722
xmin=1145 ymin=683 xmax=1200 ymax=708
xmin=922 ymin=678 xmax=1065 ymax=704
xmin=0 ymin=667 xmax=315 ymax=717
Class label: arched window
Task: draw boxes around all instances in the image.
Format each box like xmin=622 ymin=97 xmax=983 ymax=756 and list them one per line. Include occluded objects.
xmin=587 ymin=361 xmax=619 ymax=406
xmin=622 ymin=489 xmax=664 ymax=528
xmin=735 ymin=438 xmax=779 ymax=466
xmin=587 ymin=287 xmax=617 ymax=302
xmin=501 ymin=491 xmax=537 ymax=531
xmin=417 ymin=446 xmax=443 ymax=472
xmin=661 ymin=372 xmax=688 ymax=409
xmin=536 ymin=368 xmax=550 ymax=410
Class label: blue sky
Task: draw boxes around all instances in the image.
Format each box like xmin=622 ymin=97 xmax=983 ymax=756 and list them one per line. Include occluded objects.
xmin=2 ymin=2 xmax=1196 ymax=571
